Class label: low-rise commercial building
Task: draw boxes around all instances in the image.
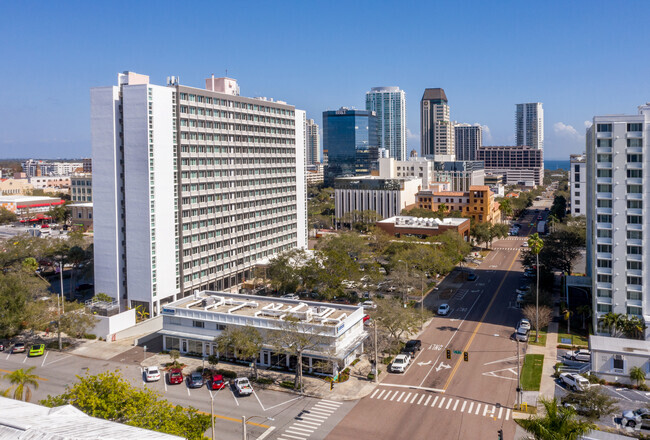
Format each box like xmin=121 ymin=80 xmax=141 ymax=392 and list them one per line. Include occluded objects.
xmin=334 ymin=176 xmax=421 ymax=221
xmin=0 ymin=178 xmax=33 ymax=196
xmin=415 ymin=185 xmax=501 ymax=224
xmin=589 ymin=335 xmax=649 ymax=385
xmin=378 ymin=157 xmax=484 ymax=192
xmin=71 ymin=173 xmax=93 ymax=202
xmin=376 ymin=215 xmax=470 ymax=240
xmin=477 ymin=145 xmax=543 ymax=187
xmin=160 ymin=291 xmax=367 ymax=373
xmin=0 ymin=195 xmax=64 ymax=218
xmin=70 ymin=202 xmax=93 ymax=229
xmin=306 ymin=164 xmax=324 ymax=185
xmin=28 ymin=176 xmax=71 ymax=190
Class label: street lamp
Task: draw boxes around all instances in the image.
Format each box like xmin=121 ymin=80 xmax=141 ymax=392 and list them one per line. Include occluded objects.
xmin=57 ymin=256 xmax=65 ymax=350
xmin=241 ymin=415 xmax=274 ymax=440
xmin=527 ymin=234 xmax=544 ymax=343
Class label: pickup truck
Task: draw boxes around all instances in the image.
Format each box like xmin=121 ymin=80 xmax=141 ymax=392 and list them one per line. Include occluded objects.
xmin=559 ymin=373 xmax=589 ymax=392
xmin=233 ymin=377 xmax=253 ymax=396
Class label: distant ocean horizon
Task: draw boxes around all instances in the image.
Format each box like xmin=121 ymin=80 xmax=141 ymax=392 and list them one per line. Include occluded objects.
xmin=544 ymin=159 xmax=570 ymax=170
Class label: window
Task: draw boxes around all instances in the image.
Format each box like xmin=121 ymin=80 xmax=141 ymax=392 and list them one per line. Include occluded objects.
xmin=627 ymin=261 xmax=643 ymax=270
xmin=627 ymin=275 xmax=642 ymax=285
xmin=597 ymin=274 xmax=612 ymax=283
xmin=627 ymin=291 xmax=642 ymax=301
xmin=597 ymin=123 xmax=612 ymax=132
xmin=597 ymin=169 xmax=612 ymax=178
xmin=627 ymin=230 xmax=642 ymax=239
xmin=597 ymin=289 xmax=612 ymax=298
xmin=597 ymin=244 xmax=612 ymax=253
xmin=627 ymin=306 xmax=643 ymax=316
xmin=627 ymin=184 xmax=643 ymax=194
xmin=627 ymin=245 xmax=642 ymax=255
xmin=613 ymin=354 xmax=624 ymax=371
xmin=627 ymin=123 xmax=643 ymax=132
xmin=597 ymin=184 xmax=612 ymax=193
xmin=192 ymin=320 xmax=204 ymax=328
xmin=597 ymin=229 xmax=612 ymax=238
xmin=627 ymin=215 xmax=643 ymax=224
xmin=597 ymin=259 xmax=612 ymax=268
xmin=627 ymin=169 xmax=643 ymax=178
xmin=597 ymin=199 xmax=612 ymax=208
xmin=597 ymin=139 xmax=611 ymax=147
xmin=627 ymin=138 xmax=643 ymax=147
xmin=596 ymin=154 xmax=612 ymax=163
xmin=574 ymin=165 xmax=580 ymax=172
xmin=597 ymin=214 xmax=612 ymax=223
xmin=597 ymin=303 xmax=612 ymax=313
xmin=627 ymin=154 xmax=643 ymax=163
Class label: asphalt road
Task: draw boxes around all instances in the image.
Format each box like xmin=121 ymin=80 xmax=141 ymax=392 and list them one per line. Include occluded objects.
xmin=326 ymin=211 xmax=544 ymax=440
xmin=0 ymin=348 xmax=355 ymax=440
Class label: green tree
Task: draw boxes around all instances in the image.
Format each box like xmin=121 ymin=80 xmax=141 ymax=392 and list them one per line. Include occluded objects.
xmin=47 ymin=204 xmax=71 ymax=224
xmin=518 ymin=397 xmax=595 ymax=440
xmin=58 ymin=301 xmax=98 ymax=338
xmin=0 ymin=207 xmax=17 ymax=224
xmin=497 ymin=197 xmax=513 ymax=220
xmin=215 ymin=326 xmax=263 ymax=378
xmin=93 ymin=293 xmax=114 ymax=303
xmin=40 ymin=371 xmax=210 ymax=440
xmin=371 ymin=297 xmax=420 ymax=350
xmin=488 ymin=223 xmax=509 ymax=248
xmin=598 ymin=312 xmax=624 ymax=337
xmin=470 ymin=222 xmax=491 ymax=248
xmin=0 ymin=270 xmax=49 ymax=338
xmin=562 ymin=387 xmax=618 ymax=420
xmin=576 ymin=305 xmax=591 ymax=331
xmin=3 ymin=367 xmax=40 ymax=402
xmin=622 ymin=316 xmax=647 ymax=340
xmin=629 ymin=366 xmax=646 ymax=387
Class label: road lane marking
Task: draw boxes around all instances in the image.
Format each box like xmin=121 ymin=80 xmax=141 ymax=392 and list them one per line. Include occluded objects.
xmin=498 ymin=407 xmax=503 ymax=419
xmin=431 ymin=396 xmax=439 ymax=407
xmin=253 ymin=389 xmax=267 ymax=411
xmin=443 ymin=250 xmax=520 ymax=391
xmin=288 ymin=426 xmax=314 ymax=433
xmin=40 ymin=351 xmax=48 ymax=367
xmin=417 ymin=394 xmax=425 ymax=405
xmin=379 ymin=383 xmax=445 ymax=393
xmin=383 ymin=390 xmax=393 ymax=400
xmin=230 ymin=388 xmax=239 ymax=406
xmin=438 ymin=397 xmax=446 ymax=408
xmin=396 ymin=391 xmax=405 ymax=402
xmin=418 ymin=292 xmax=483 ymax=388
xmin=505 ymin=409 xmax=511 ymax=420
xmin=461 ymin=401 xmax=467 ymax=412
xmin=468 ymin=402 xmax=474 ymax=413
xmin=257 ymin=426 xmax=275 ymax=440
xmin=370 ymin=389 xmax=380 ymax=399
xmin=483 ymin=356 xmax=518 ymax=366
xmin=453 ymin=400 xmax=459 ymax=411
xmin=22 ymin=355 xmax=27 ymax=363
xmin=296 ymin=419 xmax=321 ymax=427
xmin=475 ymin=403 xmax=482 ymax=415
xmin=424 ymin=395 xmax=432 ymax=406
xmin=316 ymin=401 xmax=340 ymax=409
xmin=282 ymin=433 xmax=307 ymax=440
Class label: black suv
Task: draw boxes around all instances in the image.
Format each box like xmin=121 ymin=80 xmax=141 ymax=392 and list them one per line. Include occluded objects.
xmin=403 ymin=340 xmax=422 ymax=354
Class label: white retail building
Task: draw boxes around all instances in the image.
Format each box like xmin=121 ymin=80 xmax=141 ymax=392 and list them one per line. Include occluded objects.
xmin=569 ymin=153 xmax=586 ymax=216
xmin=92 ymin=72 xmax=307 ymax=317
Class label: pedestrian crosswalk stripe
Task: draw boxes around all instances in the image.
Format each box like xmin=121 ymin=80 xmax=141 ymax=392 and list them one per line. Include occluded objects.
xmin=281 ymin=434 xmax=307 ymax=440
xmin=289 ymin=426 xmax=314 ymax=433
xmin=297 ymin=420 xmax=320 ymax=427
xmin=370 ymin=389 xmax=379 ymax=399
xmin=475 ymin=403 xmax=482 ymax=415
xmin=376 ymin=389 xmax=386 ymax=400
xmin=404 ymin=392 xmax=412 ymax=403
xmin=396 ymin=391 xmax=405 ymax=402
xmin=320 ymin=399 xmax=342 ymax=405
xmin=438 ymin=397 xmax=446 ymax=408
xmin=390 ymin=391 xmax=398 ymax=401
xmin=446 ymin=399 xmax=453 ymax=409
xmin=431 ymin=396 xmax=439 ymax=407
xmin=417 ymin=394 xmax=426 ymax=405
xmin=468 ymin=402 xmax=474 ymax=413
xmin=316 ymin=402 xmax=340 ymax=410
xmin=383 ymin=391 xmax=392 ymax=400
xmin=410 ymin=393 xmax=418 ymax=404
xmin=498 ymin=407 xmax=503 ymax=419
xmin=461 ymin=401 xmax=467 ymax=412
xmin=505 ymin=409 xmax=511 ymax=420
xmin=424 ymin=395 xmax=432 ymax=406
xmin=453 ymin=400 xmax=459 ymax=411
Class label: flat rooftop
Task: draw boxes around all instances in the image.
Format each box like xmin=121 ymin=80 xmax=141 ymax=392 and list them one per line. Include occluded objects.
xmin=167 ymin=291 xmax=360 ymax=326
xmin=378 ymin=215 xmax=469 ymax=228
xmin=0 ymin=195 xmax=61 ymax=202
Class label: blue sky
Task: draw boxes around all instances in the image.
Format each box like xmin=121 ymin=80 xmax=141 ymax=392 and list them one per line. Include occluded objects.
xmin=1 ymin=0 xmax=649 ymax=159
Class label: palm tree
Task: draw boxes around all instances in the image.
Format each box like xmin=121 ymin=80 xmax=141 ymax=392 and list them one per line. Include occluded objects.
xmin=629 ymin=366 xmax=646 ymax=387
xmin=623 ymin=316 xmax=646 ymax=340
xmin=576 ymin=305 xmax=591 ymax=330
xmin=598 ymin=312 xmax=622 ymax=337
xmin=3 ymin=367 xmax=40 ymax=402
xmin=518 ymin=397 xmax=595 ymax=440
xmin=528 ymin=233 xmax=544 ymax=343
xmin=436 ymin=203 xmax=448 ymax=219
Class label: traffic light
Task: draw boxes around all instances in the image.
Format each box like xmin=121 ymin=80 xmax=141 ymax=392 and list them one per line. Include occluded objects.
xmin=446 ymin=349 xmax=451 ymax=359
xmin=464 ymin=351 xmax=469 ymax=362
xmin=497 ymin=429 xmax=503 ymax=440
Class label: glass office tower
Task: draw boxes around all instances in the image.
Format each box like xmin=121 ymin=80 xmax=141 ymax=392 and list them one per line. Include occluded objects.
xmin=322 ymin=108 xmax=379 ymax=185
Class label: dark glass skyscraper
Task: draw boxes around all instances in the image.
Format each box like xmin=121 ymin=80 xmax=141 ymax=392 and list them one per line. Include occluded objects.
xmin=322 ymin=108 xmax=379 ymax=185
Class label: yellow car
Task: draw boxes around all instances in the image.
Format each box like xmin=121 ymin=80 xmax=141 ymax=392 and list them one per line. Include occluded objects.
xmin=28 ymin=344 xmax=45 ymax=357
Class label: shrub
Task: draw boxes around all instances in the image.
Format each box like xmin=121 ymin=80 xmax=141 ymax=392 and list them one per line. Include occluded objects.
xmin=638 ymin=383 xmax=649 ymax=391
xmin=552 ymin=362 xmax=563 ymax=378
xmin=83 ymin=334 xmax=96 ymax=340
xmin=254 ymin=377 xmax=273 ymax=385
xmin=350 ymin=359 xmax=360 ymax=367
xmin=215 ymin=369 xmax=237 ymax=379
xmin=280 ymin=380 xmax=300 ymax=390
xmin=382 ymin=356 xmax=393 ymax=365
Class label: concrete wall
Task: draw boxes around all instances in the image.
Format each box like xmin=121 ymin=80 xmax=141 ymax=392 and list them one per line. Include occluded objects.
xmin=92 ymin=308 xmax=136 ymax=341
xmin=113 ymin=314 xmax=163 ymax=341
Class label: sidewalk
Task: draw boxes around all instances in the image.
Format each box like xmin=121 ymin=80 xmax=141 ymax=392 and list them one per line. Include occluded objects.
xmin=525 ymin=314 xmax=559 ymax=400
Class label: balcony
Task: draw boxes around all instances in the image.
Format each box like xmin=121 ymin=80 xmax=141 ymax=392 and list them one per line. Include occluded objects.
xmin=596 ymin=177 xmax=613 ymax=184
xmin=596 ymin=162 xmax=612 ymax=169
xmin=596 ymin=146 xmax=612 ymax=154
xmin=596 ymin=282 xmax=613 ymax=290
xmin=596 ymin=132 xmax=612 ymax=138
xmin=596 ymin=222 xmax=612 ymax=230
xmin=627 ymin=146 xmax=643 ymax=154
xmin=626 ymin=193 xmax=643 ymax=200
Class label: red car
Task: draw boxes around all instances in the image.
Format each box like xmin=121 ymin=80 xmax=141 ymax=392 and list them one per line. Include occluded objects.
xmin=210 ymin=374 xmax=226 ymax=390
xmin=168 ymin=368 xmax=183 ymax=385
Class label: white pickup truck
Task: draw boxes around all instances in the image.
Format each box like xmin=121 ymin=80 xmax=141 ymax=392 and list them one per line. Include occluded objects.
xmin=559 ymin=373 xmax=590 ymax=392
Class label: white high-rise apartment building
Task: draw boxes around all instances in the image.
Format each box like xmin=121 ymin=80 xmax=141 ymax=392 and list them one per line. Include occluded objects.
xmin=305 ymin=118 xmax=320 ymax=165
xmin=366 ymin=87 xmax=407 ymax=160
xmin=586 ymin=103 xmax=650 ymax=340
xmin=516 ymin=102 xmax=544 ymax=149
xmin=569 ymin=154 xmax=586 ymax=216
xmin=454 ymin=123 xmax=482 ymax=161
xmin=92 ymin=72 xmax=307 ymax=317
xmin=421 ymin=88 xmax=454 ymax=160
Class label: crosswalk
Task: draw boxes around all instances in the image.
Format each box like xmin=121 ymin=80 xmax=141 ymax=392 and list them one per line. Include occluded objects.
xmin=368 ymin=388 xmax=511 ymax=421
xmin=501 ymin=237 xmax=526 ymax=241
xmin=493 ymin=247 xmax=524 ymax=251
xmin=276 ymin=399 xmax=343 ymax=440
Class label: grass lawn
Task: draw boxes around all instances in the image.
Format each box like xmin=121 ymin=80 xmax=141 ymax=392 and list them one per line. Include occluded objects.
xmin=528 ymin=327 xmax=547 ymax=347
xmin=521 ymin=354 xmax=544 ymax=391
xmin=556 ymin=322 xmax=589 ymax=346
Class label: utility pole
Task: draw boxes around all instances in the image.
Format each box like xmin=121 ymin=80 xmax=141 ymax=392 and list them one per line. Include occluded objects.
xmin=210 ymin=393 xmax=215 ymax=439
xmin=241 ymin=415 xmax=247 ymax=440
xmin=374 ymin=320 xmax=378 ymax=383
xmin=58 ymin=258 xmax=64 ymax=350
xmin=516 ymin=339 xmax=521 ymax=409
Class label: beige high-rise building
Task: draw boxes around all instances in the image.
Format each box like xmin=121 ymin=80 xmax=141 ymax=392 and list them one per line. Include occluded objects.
xmin=421 ymin=88 xmax=454 ymax=159
xmin=305 ymin=118 xmax=320 ymax=165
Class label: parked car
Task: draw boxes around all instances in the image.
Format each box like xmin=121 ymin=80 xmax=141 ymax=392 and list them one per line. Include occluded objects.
xmin=467 ymin=273 xmax=477 ymax=281
xmin=144 ymin=366 xmax=161 ymax=382
xmin=12 ymin=342 xmax=26 ymax=354
xmin=622 ymin=408 xmax=650 ymax=429
xmin=437 ymin=304 xmax=450 ymax=316
xmin=233 ymin=377 xmax=253 ymax=396
xmin=0 ymin=342 xmax=4 ymax=352
xmin=188 ymin=371 xmax=204 ymax=388
xmin=360 ymin=301 xmax=376 ymax=309
xmin=28 ymin=344 xmax=45 ymax=357
xmin=280 ymin=294 xmax=299 ymax=300
xmin=559 ymin=373 xmax=590 ymax=392
xmin=363 ymin=314 xmax=371 ymax=323
xmin=168 ymin=368 xmax=183 ymax=385
xmin=515 ymin=327 xmax=529 ymax=342
xmin=517 ymin=318 xmax=531 ymax=331
xmin=402 ymin=340 xmax=422 ymax=355
xmin=210 ymin=374 xmax=226 ymax=390
xmin=390 ymin=354 xmax=411 ymax=373
xmin=564 ymin=349 xmax=591 ymax=362
xmin=516 ymin=286 xmax=531 ymax=295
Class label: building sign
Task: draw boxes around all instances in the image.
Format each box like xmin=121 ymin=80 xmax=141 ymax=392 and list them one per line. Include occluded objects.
xmin=162 ymin=308 xmax=175 ymax=315
xmin=337 ymin=323 xmax=345 ymax=334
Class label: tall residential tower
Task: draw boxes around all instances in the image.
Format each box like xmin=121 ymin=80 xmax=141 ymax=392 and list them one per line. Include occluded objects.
xmin=454 ymin=123 xmax=482 ymax=161
xmin=516 ymin=102 xmax=544 ymax=149
xmin=365 ymin=87 xmax=406 ymax=160
xmin=421 ymin=88 xmax=454 ymax=160
xmin=92 ymin=72 xmax=307 ymax=317
xmin=305 ymin=118 xmax=320 ymax=165
xmin=586 ymin=103 xmax=650 ymax=340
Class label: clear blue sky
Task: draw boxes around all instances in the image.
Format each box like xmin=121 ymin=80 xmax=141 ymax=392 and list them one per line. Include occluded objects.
xmin=1 ymin=0 xmax=649 ymax=160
